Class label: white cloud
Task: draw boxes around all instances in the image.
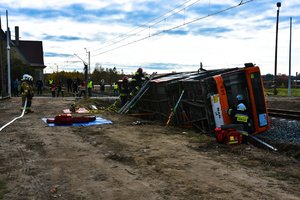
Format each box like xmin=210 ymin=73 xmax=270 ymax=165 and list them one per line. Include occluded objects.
xmin=1 ymin=0 xmax=299 ymax=75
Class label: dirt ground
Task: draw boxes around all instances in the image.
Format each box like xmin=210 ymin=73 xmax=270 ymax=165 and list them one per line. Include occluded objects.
xmin=0 ymin=97 xmax=300 ymax=200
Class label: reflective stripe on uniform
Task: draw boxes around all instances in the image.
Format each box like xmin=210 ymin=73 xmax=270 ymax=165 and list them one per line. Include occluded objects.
xmin=87 ymin=81 xmax=93 ymax=88
xmin=235 ymin=114 xmax=248 ymax=123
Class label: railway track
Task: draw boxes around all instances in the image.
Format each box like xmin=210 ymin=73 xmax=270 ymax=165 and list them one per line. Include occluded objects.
xmin=268 ymin=108 xmax=300 ymax=120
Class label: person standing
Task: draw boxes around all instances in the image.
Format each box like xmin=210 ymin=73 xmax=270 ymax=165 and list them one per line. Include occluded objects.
xmin=61 ymin=83 xmax=65 ymax=97
xmin=131 ymin=68 xmax=145 ymax=88
xmin=20 ymin=74 xmax=34 ymax=113
xmin=119 ymin=76 xmax=130 ymax=106
xmin=113 ymin=82 xmax=119 ymax=96
xmin=79 ymin=80 xmax=86 ymax=97
xmin=51 ymin=81 xmax=56 ymax=98
xmin=13 ymin=78 xmax=20 ymax=97
xmin=48 ymin=78 xmax=54 ymax=91
xmin=100 ymin=79 xmax=105 ymax=96
xmin=129 ymin=67 xmax=146 ymax=99
xmin=72 ymin=79 xmax=78 ymax=97
xmin=67 ymin=78 xmax=73 ymax=92
xmin=36 ymin=79 xmax=43 ymax=95
xmin=87 ymin=79 xmax=93 ymax=97
xmin=56 ymin=80 xmax=62 ymax=97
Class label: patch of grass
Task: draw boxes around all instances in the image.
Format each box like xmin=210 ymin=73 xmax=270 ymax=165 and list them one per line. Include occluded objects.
xmin=265 ymin=88 xmax=300 ymax=97
xmin=266 ymin=171 xmax=300 ymax=182
xmin=0 ymin=180 xmax=8 ymax=199
xmin=184 ymin=132 xmax=211 ymax=143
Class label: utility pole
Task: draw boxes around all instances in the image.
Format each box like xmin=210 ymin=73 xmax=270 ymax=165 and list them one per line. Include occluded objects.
xmin=74 ymin=53 xmax=88 ymax=98
xmin=85 ymin=48 xmax=90 ymax=75
xmin=273 ymin=2 xmax=281 ymax=95
xmin=6 ymin=10 xmax=11 ymax=97
xmin=0 ymin=15 xmax=4 ymax=98
xmin=288 ymin=17 xmax=292 ymax=97
xmin=55 ymin=63 xmax=58 ymax=72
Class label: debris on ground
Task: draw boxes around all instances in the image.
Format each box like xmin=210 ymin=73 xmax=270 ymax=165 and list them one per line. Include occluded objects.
xmin=0 ymin=97 xmax=299 ymax=200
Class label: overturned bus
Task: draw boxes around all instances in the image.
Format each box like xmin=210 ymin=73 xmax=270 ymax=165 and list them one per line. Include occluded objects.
xmin=133 ymin=63 xmax=270 ymax=134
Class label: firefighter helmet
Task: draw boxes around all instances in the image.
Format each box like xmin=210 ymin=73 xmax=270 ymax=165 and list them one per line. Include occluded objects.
xmin=237 ymin=103 xmax=247 ymax=111
xmin=236 ymin=94 xmax=244 ymax=101
xmin=22 ymin=74 xmax=33 ymax=82
xmin=122 ymin=76 xmax=128 ymax=82
xmin=137 ymin=68 xmax=143 ymax=73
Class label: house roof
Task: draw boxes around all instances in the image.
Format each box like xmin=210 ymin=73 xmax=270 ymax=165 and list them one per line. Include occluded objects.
xmin=12 ymin=40 xmax=46 ymax=69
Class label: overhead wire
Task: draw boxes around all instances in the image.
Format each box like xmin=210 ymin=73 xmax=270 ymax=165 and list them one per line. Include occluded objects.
xmin=51 ymin=0 xmax=256 ymax=72
xmin=54 ymin=0 xmax=210 ymax=68
xmin=92 ymin=0 xmax=256 ymax=57
xmin=90 ymin=0 xmax=202 ymax=53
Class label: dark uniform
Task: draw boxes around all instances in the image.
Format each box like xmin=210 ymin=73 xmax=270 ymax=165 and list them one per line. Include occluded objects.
xmin=119 ymin=77 xmax=130 ymax=106
xmin=228 ymin=103 xmax=251 ymax=132
xmin=36 ymin=80 xmax=43 ymax=95
xmin=227 ymin=95 xmax=252 ymax=144
xmin=129 ymin=68 xmax=145 ymax=99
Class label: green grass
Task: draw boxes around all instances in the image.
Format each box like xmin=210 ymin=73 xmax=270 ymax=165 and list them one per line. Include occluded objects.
xmin=265 ymin=88 xmax=300 ymax=97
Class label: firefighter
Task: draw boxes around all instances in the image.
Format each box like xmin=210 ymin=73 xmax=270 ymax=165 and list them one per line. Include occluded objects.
xmin=129 ymin=68 xmax=146 ymax=99
xmin=119 ymin=76 xmax=130 ymax=106
xmin=20 ymin=74 xmax=34 ymax=113
xmin=227 ymin=94 xmax=252 ymax=143
xmin=131 ymin=68 xmax=145 ymax=88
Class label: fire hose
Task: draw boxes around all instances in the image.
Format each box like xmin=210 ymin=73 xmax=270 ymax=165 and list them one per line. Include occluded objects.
xmin=0 ymin=98 xmax=27 ymax=132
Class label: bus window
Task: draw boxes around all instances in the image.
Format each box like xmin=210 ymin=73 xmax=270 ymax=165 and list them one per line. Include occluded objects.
xmin=222 ymin=71 xmax=250 ymax=109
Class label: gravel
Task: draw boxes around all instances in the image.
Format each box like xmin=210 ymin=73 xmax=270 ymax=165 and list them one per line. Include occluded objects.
xmin=257 ymin=117 xmax=300 ymax=146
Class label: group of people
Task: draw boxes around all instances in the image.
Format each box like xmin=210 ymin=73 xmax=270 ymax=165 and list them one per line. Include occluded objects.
xmin=48 ymin=79 xmax=65 ymax=97
xmin=119 ymin=68 xmax=146 ymax=106
xmin=13 ymin=78 xmax=44 ymax=97
xmin=49 ymin=77 xmax=97 ymax=97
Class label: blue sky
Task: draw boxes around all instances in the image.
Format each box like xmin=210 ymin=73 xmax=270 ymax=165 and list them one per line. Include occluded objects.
xmin=0 ymin=0 xmax=299 ymax=75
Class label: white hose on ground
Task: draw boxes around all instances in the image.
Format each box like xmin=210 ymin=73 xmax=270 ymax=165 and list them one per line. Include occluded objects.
xmin=0 ymin=98 xmax=27 ymax=132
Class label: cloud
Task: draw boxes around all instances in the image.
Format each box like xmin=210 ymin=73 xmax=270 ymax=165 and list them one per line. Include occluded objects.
xmin=42 ymin=35 xmax=87 ymax=42
xmin=44 ymin=52 xmax=73 ymax=57
xmin=0 ymin=0 xmax=299 ymax=76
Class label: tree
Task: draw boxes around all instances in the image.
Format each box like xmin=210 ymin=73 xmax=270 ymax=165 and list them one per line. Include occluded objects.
xmin=277 ymin=74 xmax=288 ymax=87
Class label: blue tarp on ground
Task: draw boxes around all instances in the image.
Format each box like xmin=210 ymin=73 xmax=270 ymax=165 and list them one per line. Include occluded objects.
xmin=42 ymin=117 xmax=112 ymax=127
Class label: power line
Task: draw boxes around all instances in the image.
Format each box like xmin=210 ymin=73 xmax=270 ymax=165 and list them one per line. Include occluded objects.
xmin=92 ymin=0 xmax=256 ymax=57
xmin=55 ymin=0 xmax=204 ymax=69
xmin=90 ymin=0 xmax=202 ymax=53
